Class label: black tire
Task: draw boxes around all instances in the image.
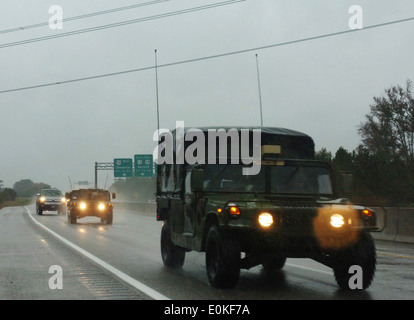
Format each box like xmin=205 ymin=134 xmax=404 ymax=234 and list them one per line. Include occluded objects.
xmin=205 ymin=225 xmax=241 ymax=289
xmin=106 ymin=212 xmax=113 ymax=225
xmin=160 ymin=222 xmax=185 ymax=268
xmin=37 ymin=207 xmax=43 ymax=215
xmin=332 ymin=232 xmax=376 ymax=290
xmin=68 ymin=211 xmax=77 ymax=224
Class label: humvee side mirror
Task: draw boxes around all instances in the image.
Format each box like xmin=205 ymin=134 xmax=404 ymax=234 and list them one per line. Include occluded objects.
xmin=340 ymin=172 xmax=354 ymax=196
xmin=191 ymin=168 xmax=204 ymax=192
xmin=36 ymin=193 xmax=40 ymax=197
xmin=112 ymin=192 xmax=116 ymax=200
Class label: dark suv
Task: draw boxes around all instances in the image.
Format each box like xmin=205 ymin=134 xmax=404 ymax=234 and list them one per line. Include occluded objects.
xmin=36 ymin=189 xmax=65 ymax=215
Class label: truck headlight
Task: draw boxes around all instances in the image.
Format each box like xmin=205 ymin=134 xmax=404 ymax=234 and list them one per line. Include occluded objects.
xmin=40 ymin=196 xmax=46 ymax=203
xmin=258 ymin=212 xmax=273 ymax=228
xmin=80 ymin=202 xmax=87 ymax=210
xmin=330 ymin=214 xmax=345 ymax=228
xmin=98 ymin=203 xmax=105 ymax=210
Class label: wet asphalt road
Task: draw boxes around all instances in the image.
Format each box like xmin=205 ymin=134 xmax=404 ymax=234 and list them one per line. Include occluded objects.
xmin=1 ymin=204 xmax=414 ymax=301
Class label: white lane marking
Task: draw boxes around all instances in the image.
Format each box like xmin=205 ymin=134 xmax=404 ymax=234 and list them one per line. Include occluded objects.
xmin=24 ymin=206 xmax=170 ymax=300
xmin=286 ymin=263 xmax=333 ymax=276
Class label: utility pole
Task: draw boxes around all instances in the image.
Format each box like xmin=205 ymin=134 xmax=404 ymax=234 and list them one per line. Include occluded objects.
xmin=155 ymin=49 xmax=160 ymax=134
xmin=255 ymin=54 xmax=264 ymax=127
xmin=95 ymin=162 xmax=98 ymax=189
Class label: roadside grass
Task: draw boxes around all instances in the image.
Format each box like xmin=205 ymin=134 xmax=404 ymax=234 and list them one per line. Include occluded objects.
xmin=0 ymin=198 xmax=33 ymax=210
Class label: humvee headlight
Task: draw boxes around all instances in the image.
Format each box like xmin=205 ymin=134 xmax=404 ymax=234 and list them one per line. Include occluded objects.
xmin=61 ymin=197 xmax=66 ymax=203
xmin=80 ymin=202 xmax=87 ymax=210
xmin=330 ymin=214 xmax=345 ymax=228
xmin=98 ymin=203 xmax=105 ymax=210
xmin=40 ymin=196 xmax=46 ymax=203
xmin=258 ymin=212 xmax=273 ymax=228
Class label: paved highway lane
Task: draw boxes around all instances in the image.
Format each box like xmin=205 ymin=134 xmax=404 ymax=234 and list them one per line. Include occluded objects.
xmin=0 ymin=205 xmax=146 ymax=300
xmin=2 ymin=204 xmax=414 ymax=300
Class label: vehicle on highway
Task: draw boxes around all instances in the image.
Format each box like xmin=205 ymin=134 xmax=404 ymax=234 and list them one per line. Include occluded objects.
xmin=65 ymin=189 xmax=115 ymax=224
xmin=156 ymin=127 xmax=379 ymax=289
xmin=36 ymin=188 xmax=66 ymax=215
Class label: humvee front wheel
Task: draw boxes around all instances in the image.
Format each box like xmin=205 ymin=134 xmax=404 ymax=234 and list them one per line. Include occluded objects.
xmin=160 ymin=222 xmax=185 ymax=268
xmin=332 ymin=232 xmax=376 ymax=290
xmin=103 ymin=211 xmax=113 ymax=225
xmin=67 ymin=212 xmax=77 ymax=224
xmin=205 ymin=226 xmax=241 ymax=289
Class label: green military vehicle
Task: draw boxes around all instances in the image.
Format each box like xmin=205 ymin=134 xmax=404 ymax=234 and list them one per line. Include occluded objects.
xmin=156 ymin=127 xmax=378 ymax=289
xmin=65 ymin=189 xmax=115 ymax=225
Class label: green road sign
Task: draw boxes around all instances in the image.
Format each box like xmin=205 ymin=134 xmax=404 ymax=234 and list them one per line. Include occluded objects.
xmin=134 ymin=154 xmax=153 ymax=177
xmin=114 ymin=158 xmax=133 ymax=177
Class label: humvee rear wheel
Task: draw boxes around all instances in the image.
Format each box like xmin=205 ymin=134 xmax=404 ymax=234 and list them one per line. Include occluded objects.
xmin=332 ymin=232 xmax=376 ymax=290
xmin=161 ymin=222 xmax=185 ymax=268
xmin=205 ymin=226 xmax=241 ymax=289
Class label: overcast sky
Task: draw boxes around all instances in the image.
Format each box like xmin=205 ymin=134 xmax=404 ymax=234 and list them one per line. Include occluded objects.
xmin=0 ymin=0 xmax=413 ymax=192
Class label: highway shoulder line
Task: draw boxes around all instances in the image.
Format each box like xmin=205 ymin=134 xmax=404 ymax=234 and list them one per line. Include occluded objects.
xmin=24 ymin=206 xmax=170 ymax=300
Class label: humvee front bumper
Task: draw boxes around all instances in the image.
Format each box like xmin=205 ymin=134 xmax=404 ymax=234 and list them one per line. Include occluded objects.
xmin=69 ymin=202 xmax=113 ymax=218
xmin=216 ymin=203 xmax=378 ymax=255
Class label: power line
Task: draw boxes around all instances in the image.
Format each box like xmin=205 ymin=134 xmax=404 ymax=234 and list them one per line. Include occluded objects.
xmin=0 ymin=0 xmax=246 ymax=49
xmin=0 ymin=0 xmax=170 ymax=35
xmin=1 ymin=15 xmax=413 ymax=95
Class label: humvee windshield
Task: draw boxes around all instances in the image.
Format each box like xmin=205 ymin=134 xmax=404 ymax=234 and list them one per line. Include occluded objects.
xmin=201 ymin=162 xmax=333 ymax=196
xmin=73 ymin=190 xmax=110 ymax=201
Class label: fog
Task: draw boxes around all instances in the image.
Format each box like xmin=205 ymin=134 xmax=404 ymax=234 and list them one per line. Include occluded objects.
xmin=0 ymin=0 xmax=413 ymax=192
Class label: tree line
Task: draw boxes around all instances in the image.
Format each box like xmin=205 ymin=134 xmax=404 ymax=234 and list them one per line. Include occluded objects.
xmin=318 ymin=80 xmax=414 ymax=206
xmin=0 ymin=179 xmax=16 ymax=205
xmin=0 ymin=187 xmax=17 ymax=204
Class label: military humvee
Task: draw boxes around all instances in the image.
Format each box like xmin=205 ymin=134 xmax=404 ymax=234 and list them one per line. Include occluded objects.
xmin=65 ymin=189 xmax=115 ymax=224
xmin=156 ymin=127 xmax=378 ymax=289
